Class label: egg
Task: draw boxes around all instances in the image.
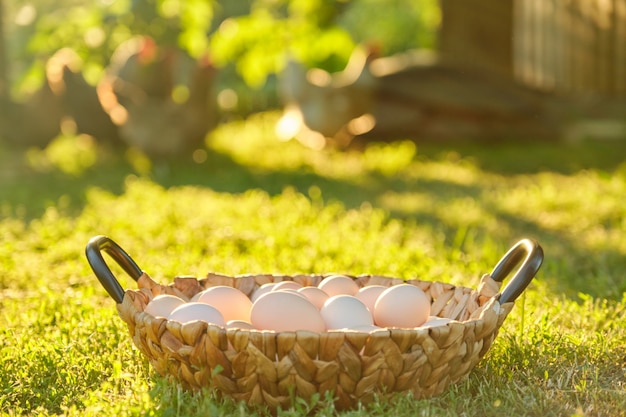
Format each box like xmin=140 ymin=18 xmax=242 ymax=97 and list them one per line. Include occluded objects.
xmin=318 ymin=275 xmax=359 ymax=296
xmin=297 ymin=286 xmax=329 ymax=309
xmin=272 ymin=281 xmax=303 ymax=291
xmin=168 ymin=302 xmax=225 ymax=325
xmin=420 ymin=316 xmax=454 ymax=328
xmin=354 ymin=285 xmax=387 ymax=312
xmin=274 ymin=288 xmax=307 ymax=298
xmin=374 ymin=284 xmax=430 ymax=328
xmin=251 ymin=283 xmax=277 ymax=302
xmin=225 ymin=320 xmax=256 ymax=330
xmin=251 ymin=291 xmax=325 ymax=332
xmin=144 ymin=294 xmax=186 ymax=318
xmin=196 ymin=286 xmax=253 ymax=322
xmin=320 ymin=295 xmax=374 ymax=330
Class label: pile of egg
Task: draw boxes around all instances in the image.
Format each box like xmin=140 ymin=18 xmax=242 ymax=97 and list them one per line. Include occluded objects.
xmin=144 ymin=275 xmax=454 ymax=332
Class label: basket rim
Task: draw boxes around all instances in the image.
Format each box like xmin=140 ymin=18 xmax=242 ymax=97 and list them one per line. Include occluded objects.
xmin=118 ymin=271 xmax=507 ymax=335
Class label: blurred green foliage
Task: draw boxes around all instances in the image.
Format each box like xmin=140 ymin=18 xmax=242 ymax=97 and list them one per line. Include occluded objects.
xmin=3 ymin=0 xmax=439 ymax=96
xmin=209 ymin=2 xmax=355 ymax=87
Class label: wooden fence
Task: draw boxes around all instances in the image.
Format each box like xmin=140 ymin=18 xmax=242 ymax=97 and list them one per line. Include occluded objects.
xmin=514 ymin=0 xmax=626 ymax=96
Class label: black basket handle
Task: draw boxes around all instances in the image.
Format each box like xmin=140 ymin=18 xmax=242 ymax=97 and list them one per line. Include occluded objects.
xmin=490 ymin=238 xmax=543 ymax=304
xmin=86 ymin=235 xmax=543 ymax=305
xmin=85 ymin=235 xmax=144 ymax=303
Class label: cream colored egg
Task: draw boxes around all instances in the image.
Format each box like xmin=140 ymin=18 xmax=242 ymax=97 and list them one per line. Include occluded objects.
xmin=272 ymin=281 xmax=303 ymax=291
xmin=196 ymin=286 xmax=253 ymax=322
xmin=250 ymin=291 xmax=325 ymax=332
xmin=354 ymin=285 xmax=387 ymax=312
xmin=275 ymin=288 xmax=304 ymax=295
xmin=374 ymin=284 xmax=430 ymax=328
xmin=318 ymin=275 xmax=359 ymax=296
xmin=144 ymin=294 xmax=186 ymax=318
xmin=321 ymin=295 xmax=373 ymax=330
xmin=226 ymin=320 xmax=256 ymax=330
xmin=168 ymin=302 xmax=225 ymax=325
xmin=251 ymin=283 xmax=277 ymax=302
xmin=297 ymin=286 xmax=329 ymax=309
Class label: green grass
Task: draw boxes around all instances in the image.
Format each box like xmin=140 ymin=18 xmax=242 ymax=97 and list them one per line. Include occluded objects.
xmin=1 ymin=112 xmax=625 ymax=416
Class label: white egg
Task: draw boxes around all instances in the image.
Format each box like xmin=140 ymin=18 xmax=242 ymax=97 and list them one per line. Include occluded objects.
xmin=271 ymin=281 xmax=303 ymax=291
xmin=168 ymin=302 xmax=225 ymax=326
xmin=196 ymin=286 xmax=253 ymax=322
xmin=251 ymin=283 xmax=277 ymax=302
xmin=274 ymin=288 xmax=308 ymax=298
xmin=318 ymin=275 xmax=359 ymax=296
xmin=297 ymin=286 xmax=329 ymax=309
xmin=251 ymin=291 xmax=325 ymax=332
xmin=225 ymin=320 xmax=255 ymax=330
xmin=374 ymin=284 xmax=430 ymax=328
xmin=144 ymin=294 xmax=186 ymax=318
xmin=354 ymin=285 xmax=387 ymax=312
xmin=320 ymin=295 xmax=373 ymax=330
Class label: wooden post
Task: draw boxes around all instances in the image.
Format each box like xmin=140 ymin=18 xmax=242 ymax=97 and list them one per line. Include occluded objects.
xmin=612 ymin=0 xmax=626 ymax=95
xmin=439 ymin=0 xmax=515 ymax=79
xmin=0 ymin=0 xmax=7 ymax=99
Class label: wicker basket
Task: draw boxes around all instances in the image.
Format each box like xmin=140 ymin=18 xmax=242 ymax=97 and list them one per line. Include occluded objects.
xmin=86 ymin=236 xmax=543 ymax=410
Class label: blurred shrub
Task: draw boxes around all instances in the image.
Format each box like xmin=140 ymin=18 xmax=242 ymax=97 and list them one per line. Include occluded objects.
xmin=3 ymin=0 xmax=439 ymax=112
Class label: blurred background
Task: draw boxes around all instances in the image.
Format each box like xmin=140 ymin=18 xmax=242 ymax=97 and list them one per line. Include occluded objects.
xmin=0 ymin=0 xmax=624 ymax=158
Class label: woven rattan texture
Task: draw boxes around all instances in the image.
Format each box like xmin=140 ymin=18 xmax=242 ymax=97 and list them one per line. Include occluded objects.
xmin=116 ymin=273 xmax=513 ymax=410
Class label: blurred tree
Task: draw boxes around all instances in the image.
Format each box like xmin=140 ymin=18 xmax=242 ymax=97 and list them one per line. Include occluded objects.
xmin=339 ymin=0 xmax=440 ymax=55
xmin=209 ymin=0 xmax=440 ymax=88
xmin=0 ymin=0 xmax=441 ymax=128
xmin=4 ymin=0 xmax=439 ymax=92
xmin=3 ymin=0 xmax=214 ymax=95
xmin=209 ymin=0 xmax=355 ymax=88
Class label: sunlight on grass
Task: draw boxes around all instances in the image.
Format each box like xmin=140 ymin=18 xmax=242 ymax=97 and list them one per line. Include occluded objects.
xmin=362 ymin=141 xmax=416 ymax=176
xmin=209 ymin=112 xmax=311 ymax=172
xmin=209 ymin=112 xmax=419 ymax=181
xmin=378 ymin=191 xmax=436 ymax=214
xmin=207 ymin=112 xmax=626 ymax=296
xmin=25 ymin=133 xmax=98 ymax=176
xmin=124 ymin=147 xmax=153 ymax=176
xmin=1 ymin=113 xmax=625 ymax=416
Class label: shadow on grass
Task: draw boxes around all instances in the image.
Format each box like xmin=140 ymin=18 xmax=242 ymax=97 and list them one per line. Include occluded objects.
xmin=0 ymin=149 xmax=132 ymax=220
xmin=413 ymin=138 xmax=626 ymax=175
xmin=1 ymin=137 xmax=624 ymax=299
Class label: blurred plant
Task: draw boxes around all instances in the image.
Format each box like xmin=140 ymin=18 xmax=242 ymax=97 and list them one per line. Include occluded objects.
xmin=8 ymin=0 xmax=125 ymax=94
xmin=5 ymin=0 xmax=214 ymax=94
xmin=209 ymin=0 xmax=355 ymax=88
xmin=339 ymin=0 xmax=440 ymax=54
xmin=3 ymin=0 xmax=439 ymax=99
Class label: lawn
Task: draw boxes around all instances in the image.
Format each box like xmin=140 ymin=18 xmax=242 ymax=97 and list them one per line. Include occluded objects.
xmin=1 ymin=112 xmax=625 ymax=416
